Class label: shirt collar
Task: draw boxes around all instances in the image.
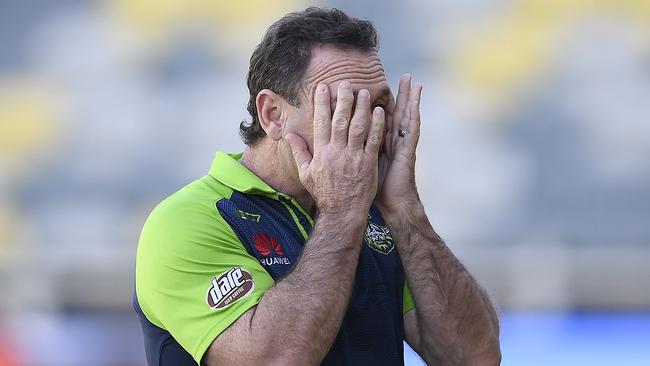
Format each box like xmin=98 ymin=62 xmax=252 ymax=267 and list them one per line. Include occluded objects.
xmin=208 ymin=151 xmax=276 ymax=195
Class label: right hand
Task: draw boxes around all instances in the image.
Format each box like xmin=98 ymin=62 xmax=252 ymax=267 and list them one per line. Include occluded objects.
xmin=285 ymin=81 xmax=385 ymax=215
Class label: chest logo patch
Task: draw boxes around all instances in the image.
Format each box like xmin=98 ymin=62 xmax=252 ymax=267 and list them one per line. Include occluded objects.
xmin=253 ymin=232 xmax=292 ymax=266
xmin=237 ymin=209 xmax=261 ymax=223
xmin=206 ymin=267 xmax=255 ymax=310
xmin=365 ymin=221 xmax=395 ymax=255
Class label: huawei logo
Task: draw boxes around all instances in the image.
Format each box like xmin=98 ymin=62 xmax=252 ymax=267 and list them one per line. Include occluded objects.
xmin=253 ymin=232 xmax=284 ymax=257
xmin=252 ymin=232 xmax=291 ymax=266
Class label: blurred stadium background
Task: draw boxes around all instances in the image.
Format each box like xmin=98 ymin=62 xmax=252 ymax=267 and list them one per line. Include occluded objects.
xmin=1 ymin=0 xmax=649 ymax=365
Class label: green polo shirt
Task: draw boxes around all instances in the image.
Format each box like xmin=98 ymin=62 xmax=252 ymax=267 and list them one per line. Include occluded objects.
xmin=135 ymin=152 xmax=415 ymax=364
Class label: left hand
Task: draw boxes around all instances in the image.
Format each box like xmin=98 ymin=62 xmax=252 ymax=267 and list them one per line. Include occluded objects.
xmin=376 ymin=74 xmax=423 ymax=213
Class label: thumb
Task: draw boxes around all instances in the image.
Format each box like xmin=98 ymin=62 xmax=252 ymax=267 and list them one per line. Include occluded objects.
xmin=284 ymin=133 xmax=312 ymax=176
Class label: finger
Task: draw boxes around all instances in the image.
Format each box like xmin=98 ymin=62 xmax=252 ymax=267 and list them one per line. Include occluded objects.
xmin=348 ymin=89 xmax=371 ymax=149
xmin=409 ymin=82 xmax=423 ymax=104
xmin=383 ymin=94 xmax=397 ymax=158
xmin=394 ymin=74 xmax=411 ymax=117
xmin=313 ymin=83 xmax=331 ymax=148
xmin=405 ymin=100 xmax=421 ymax=156
xmin=331 ymin=81 xmax=354 ymax=146
xmin=365 ymin=106 xmax=385 ymax=155
xmin=383 ymin=114 xmax=394 ymax=158
xmin=285 ymin=133 xmax=312 ymax=178
xmin=401 ymin=82 xmax=423 ymax=130
xmin=384 ymin=92 xmax=396 ymax=133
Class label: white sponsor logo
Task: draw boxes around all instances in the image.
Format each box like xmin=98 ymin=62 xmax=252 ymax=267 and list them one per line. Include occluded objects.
xmin=260 ymin=257 xmax=291 ymax=266
xmin=206 ymin=267 xmax=255 ymax=310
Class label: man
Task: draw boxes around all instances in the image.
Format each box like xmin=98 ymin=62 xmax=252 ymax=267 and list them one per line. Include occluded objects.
xmin=134 ymin=7 xmax=501 ymax=366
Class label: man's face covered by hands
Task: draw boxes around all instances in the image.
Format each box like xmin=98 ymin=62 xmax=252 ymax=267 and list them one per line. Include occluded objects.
xmin=284 ymin=44 xmax=393 ymax=157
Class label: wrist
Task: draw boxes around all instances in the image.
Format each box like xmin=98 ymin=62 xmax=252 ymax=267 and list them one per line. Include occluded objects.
xmin=377 ymin=196 xmax=423 ymax=220
xmin=317 ymin=201 xmax=371 ymax=222
xmin=380 ymin=202 xmax=446 ymax=251
xmin=316 ymin=210 xmax=368 ymax=235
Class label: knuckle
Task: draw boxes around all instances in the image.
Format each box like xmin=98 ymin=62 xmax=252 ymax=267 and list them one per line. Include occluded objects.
xmin=349 ymin=123 xmax=365 ymax=136
xmin=355 ymin=102 xmax=369 ymax=112
xmin=316 ymin=98 xmax=330 ymax=109
xmin=332 ymin=115 xmax=349 ymax=128
xmin=367 ymin=134 xmax=381 ymax=145
xmin=314 ymin=116 xmax=327 ymax=127
xmin=338 ymin=94 xmax=354 ymax=104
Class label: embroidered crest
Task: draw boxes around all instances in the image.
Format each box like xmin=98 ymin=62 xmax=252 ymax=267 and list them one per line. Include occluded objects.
xmin=365 ymin=220 xmax=394 ymax=255
xmin=237 ymin=209 xmax=261 ymax=223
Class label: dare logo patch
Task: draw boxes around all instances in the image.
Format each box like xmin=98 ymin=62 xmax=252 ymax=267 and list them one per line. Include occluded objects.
xmin=206 ymin=267 xmax=255 ymax=310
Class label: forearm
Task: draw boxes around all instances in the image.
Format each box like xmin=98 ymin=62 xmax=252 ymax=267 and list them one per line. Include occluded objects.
xmin=250 ymin=212 xmax=367 ymax=365
xmin=383 ymin=202 xmax=500 ymax=366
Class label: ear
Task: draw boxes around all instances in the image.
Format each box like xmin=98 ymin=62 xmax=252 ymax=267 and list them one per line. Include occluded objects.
xmin=256 ymin=89 xmax=286 ymax=141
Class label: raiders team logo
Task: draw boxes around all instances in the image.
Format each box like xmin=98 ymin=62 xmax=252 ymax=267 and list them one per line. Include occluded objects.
xmin=206 ymin=267 xmax=255 ymax=310
xmin=365 ymin=220 xmax=394 ymax=255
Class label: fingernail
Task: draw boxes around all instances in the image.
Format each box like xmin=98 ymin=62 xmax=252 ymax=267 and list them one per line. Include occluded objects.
xmin=358 ymin=89 xmax=369 ymax=99
xmin=340 ymin=81 xmax=351 ymax=90
xmin=317 ymin=84 xmax=327 ymax=93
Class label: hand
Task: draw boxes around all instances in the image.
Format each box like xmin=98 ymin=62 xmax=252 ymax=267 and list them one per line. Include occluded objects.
xmin=376 ymin=74 xmax=423 ymax=213
xmin=285 ymin=81 xmax=386 ymax=215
